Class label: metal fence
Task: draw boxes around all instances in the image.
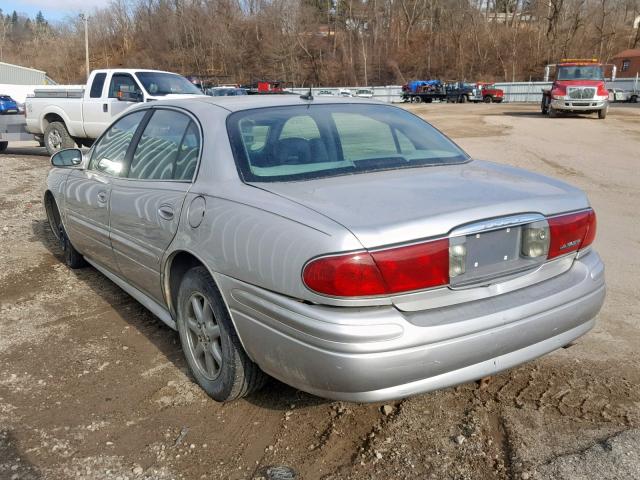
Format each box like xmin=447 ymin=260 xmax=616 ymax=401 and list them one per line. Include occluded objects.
xmin=290 ymin=77 xmax=640 ymax=104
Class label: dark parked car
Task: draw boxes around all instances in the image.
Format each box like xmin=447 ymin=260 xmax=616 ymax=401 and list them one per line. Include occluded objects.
xmin=206 ymin=87 xmax=247 ymax=97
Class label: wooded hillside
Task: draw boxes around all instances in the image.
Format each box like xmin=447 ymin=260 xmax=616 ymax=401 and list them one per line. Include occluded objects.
xmin=1 ymin=0 xmax=639 ymax=85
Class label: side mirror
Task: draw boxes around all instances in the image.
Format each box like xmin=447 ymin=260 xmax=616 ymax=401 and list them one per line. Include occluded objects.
xmin=116 ymin=87 xmax=143 ymax=102
xmin=544 ymin=65 xmax=550 ymax=82
xmin=51 ymin=148 xmax=83 ymax=168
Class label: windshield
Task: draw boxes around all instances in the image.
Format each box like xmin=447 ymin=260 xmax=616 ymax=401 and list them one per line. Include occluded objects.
xmin=557 ymin=66 xmax=604 ymax=81
xmin=135 ymin=71 xmax=202 ymax=96
xmin=227 ymin=104 xmax=469 ymax=182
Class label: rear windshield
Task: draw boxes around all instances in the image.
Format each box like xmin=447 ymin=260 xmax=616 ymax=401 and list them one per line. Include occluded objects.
xmin=227 ymin=104 xmax=469 ymax=182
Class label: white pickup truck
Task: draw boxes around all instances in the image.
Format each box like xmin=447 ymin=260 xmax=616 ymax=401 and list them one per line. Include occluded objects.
xmin=25 ymin=69 xmax=204 ymax=154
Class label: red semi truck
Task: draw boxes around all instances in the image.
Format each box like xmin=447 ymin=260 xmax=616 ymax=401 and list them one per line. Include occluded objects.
xmin=541 ymin=59 xmax=616 ymax=119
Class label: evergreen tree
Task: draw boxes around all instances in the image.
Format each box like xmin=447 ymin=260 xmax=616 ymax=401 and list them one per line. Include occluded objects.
xmin=36 ymin=11 xmax=46 ymax=26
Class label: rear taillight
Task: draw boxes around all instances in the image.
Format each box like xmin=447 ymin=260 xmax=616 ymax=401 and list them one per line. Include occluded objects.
xmin=370 ymin=239 xmax=449 ymax=294
xmin=547 ymin=209 xmax=596 ymax=259
xmin=303 ymin=238 xmax=449 ymax=297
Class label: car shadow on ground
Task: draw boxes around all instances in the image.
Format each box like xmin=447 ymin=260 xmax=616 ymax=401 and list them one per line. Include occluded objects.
xmin=3 ymin=146 xmax=49 ymax=157
xmin=29 ymin=218 xmax=327 ymax=412
xmin=0 ymin=430 xmax=43 ymax=479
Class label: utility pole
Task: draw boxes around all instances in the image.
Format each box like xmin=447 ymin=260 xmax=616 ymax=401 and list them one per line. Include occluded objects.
xmin=79 ymin=14 xmax=89 ymax=79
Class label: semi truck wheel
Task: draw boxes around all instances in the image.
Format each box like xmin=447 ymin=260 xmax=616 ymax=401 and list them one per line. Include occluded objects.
xmin=0 ymin=141 xmax=8 ymax=153
xmin=484 ymin=96 xmax=492 ymax=103
xmin=548 ymin=106 xmax=557 ymax=118
xmin=413 ymin=96 xmax=422 ymax=103
xmin=44 ymin=122 xmax=76 ymax=156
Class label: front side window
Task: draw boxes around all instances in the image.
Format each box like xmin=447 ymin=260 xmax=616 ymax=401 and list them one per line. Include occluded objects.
xmin=128 ymin=109 xmax=199 ymax=180
xmin=89 ymin=111 xmax=146 ymax=176
xmin=227 ymin=104 xmax=469 ymax=182
xmin=109 ymin=73 xmax=142 ymax=98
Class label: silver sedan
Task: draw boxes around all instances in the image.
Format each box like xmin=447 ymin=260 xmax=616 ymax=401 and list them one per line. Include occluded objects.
xmin=44 ymin=96 xmax=605 ymax=402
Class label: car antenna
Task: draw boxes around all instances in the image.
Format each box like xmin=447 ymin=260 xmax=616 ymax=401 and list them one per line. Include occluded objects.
xmin=300 ymin=85 xmax=313 ymax=101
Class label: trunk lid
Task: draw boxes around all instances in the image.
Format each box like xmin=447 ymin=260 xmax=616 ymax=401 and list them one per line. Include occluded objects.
xmin=253 ymin=160 xmax=589 ymax=249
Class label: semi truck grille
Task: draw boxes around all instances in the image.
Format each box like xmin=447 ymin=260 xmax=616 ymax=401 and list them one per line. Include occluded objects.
xmin=568 ymin=87 xmax=596 ymax=100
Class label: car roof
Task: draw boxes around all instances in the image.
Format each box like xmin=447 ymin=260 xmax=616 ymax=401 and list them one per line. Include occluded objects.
xmin=147 ymin=94 xmax=383 ymax=112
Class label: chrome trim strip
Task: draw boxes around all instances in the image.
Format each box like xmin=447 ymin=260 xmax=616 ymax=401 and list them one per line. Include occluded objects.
xmin=449 ymin=213 xmax=546 ymax=237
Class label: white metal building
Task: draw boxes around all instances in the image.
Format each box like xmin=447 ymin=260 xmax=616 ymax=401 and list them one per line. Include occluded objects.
xmin=0 ymin=61 xmax=54 ymax=85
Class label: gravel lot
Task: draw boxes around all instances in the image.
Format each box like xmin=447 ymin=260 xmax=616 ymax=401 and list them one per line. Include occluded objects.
xmin=1 ymin=103 xmax=639 ymax=480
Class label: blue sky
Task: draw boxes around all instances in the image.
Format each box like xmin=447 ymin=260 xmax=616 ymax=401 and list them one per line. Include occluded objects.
xmin=1 ymin=0 xmax=108 ymax=22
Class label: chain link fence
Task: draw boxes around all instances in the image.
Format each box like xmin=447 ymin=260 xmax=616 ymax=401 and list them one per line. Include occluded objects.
xmin=290 ymin=77 xmax=640 ymax=104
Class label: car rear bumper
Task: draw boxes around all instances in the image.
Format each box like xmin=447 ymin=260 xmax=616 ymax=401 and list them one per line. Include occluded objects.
xmin=551 ymin=99 xmax=607 ymax=111
xmin=216 ymin=250 xmax=605 ymax=402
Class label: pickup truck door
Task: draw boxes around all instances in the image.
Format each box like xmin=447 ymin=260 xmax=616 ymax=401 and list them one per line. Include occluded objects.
xmin=82 ymin=72 xmax=144 ymax=140
xmin=63 ymin=110 xmax=147 ymax=268
xmin=108 ymin=108 xmax=200 ymax=303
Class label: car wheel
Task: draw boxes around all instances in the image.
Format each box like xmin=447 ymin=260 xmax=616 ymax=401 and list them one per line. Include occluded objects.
xmin=44 ymin=121 xmax=76 ymax=156
xmin=0 ymin=141 xmax=7 ymax=153
xmin=176 ymin=266 xmax=267 ymax=402
xmin=45 ymin=195 xmax=87 ymax=269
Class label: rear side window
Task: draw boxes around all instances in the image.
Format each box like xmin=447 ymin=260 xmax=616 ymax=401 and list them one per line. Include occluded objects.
xmin=128 ymin=110 xmax=199 ymax=180
xmin=89 ymin=111 xmax=146 ymax=176
xmin=227 ymin=104 xmax=469 ymax=182
xmin=90 ymin=73 xmax=107 ymax=98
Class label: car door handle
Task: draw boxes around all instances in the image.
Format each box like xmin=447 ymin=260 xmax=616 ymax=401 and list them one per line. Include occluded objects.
xmin=97 ymin=191 xmax=108 ymax=203
xmin=158 ymin=205 xmax=174 ymax=220
xmin=103 ymin=103 xmax=108 ymax=113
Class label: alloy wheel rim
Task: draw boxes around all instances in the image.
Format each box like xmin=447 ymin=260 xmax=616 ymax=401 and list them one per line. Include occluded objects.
xmin=185 ymin=292 xmax=223 ymax=380
xmin=49 ymin=129 xmax=62 ymax=150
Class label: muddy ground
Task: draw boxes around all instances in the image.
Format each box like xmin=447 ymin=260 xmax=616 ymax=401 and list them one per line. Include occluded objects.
xmin=0 ymin=103 xmax=639 ymax=480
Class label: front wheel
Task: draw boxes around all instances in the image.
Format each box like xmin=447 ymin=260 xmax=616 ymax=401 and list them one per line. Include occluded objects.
xmin=548 ymin=106 xmax=558 ymax=118
xmin=0 ymin=141 xmax=7 ymax=153
xmin=45 ymin=195 xmax=87 ymax=269
xmin=630 ymin=95 xmax=638 ymax=104
xmin=484 ymin=96 xmax=492 ymax=103
xmin=598 ymin=107 xmax=607 ymax=119
xmin=176 ymin=266 xmax=267 ymax=402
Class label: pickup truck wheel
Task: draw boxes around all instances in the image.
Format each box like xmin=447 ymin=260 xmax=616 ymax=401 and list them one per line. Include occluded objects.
xmin=548 ymin=106 xmax=558 ymax=118
xmin=598 ymin=107 xmax=607 ymax=119
xmin=0 ymin=141 xmax=7 ymax=153
xmin=484 ymin=96 xmax=492 ymax=103
xmin=630 ymin=95 xmax=638 ymax=104
xmin=44 ymin=122 xmax=76 ymax=156
xmin=177 ymin=266 xmax=268 ymax=402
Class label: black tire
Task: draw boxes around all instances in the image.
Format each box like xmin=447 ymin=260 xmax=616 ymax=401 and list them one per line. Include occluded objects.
xmin=548 ymin=106 xmax=558 ymax=118
xmin=0 ymin=141 xmax=7 ymax=152
xmin=459 ymin=95 xmax=466 ymax=103
xmin=413 ymin=96 xmax=422 ymax=104
xmin=44 ymin=121 xmax=76 ymax=156
xmin=484 ymin=96 xmax=492 ymax=103
xmin=631 ymin=95 xmax=638 ymax=104
xmin=44 ymin=194 xmax=87 ymax=269
xmin=598 ymin=107 xmax=607 ymax=119
xmin=176 ymin=266 xmax=267 ymax=402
